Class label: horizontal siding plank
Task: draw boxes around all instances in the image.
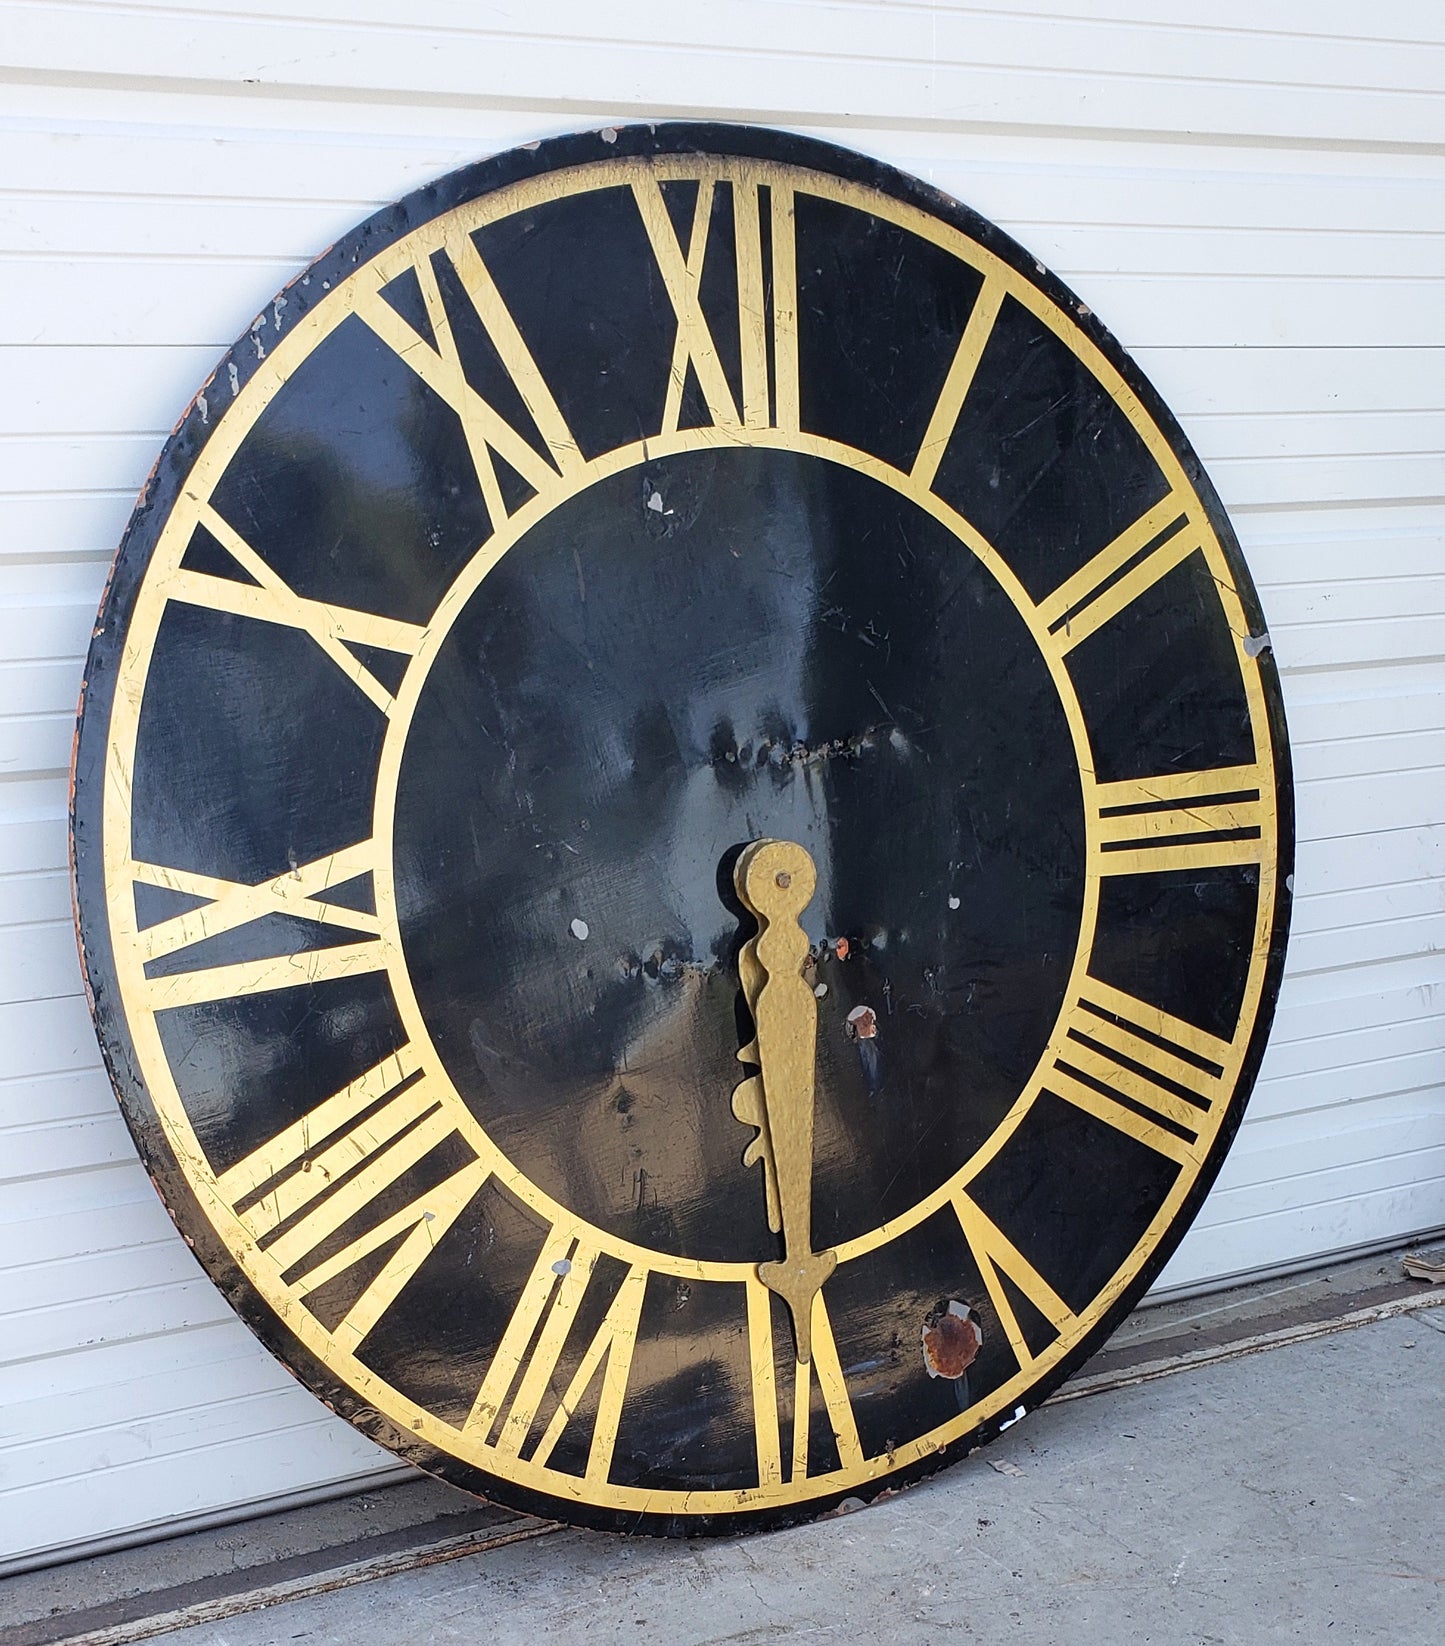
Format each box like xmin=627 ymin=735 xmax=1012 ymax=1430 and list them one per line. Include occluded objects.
xmin=0 ymin=995 xmax=105 ymax=1081
xmin=1293 ymin=824 xmax=1444 ymax=896
xmin=0 ymin=1111 xmax=135 ymax=1184
xmin=0 ymin=1230 xmax=193 ymax=1325
xmin=1252 ymin=1048 xmax=1444 ymax=1123
xmin=1 ymin=1356 xmax=303 ymax=1477
xmin=0 ymin=812 xmax=67 ymax=873
xmin=1288 ymin=689 xmax=1445 ymax=749
xmin=0 ymin=1414 xmax=395 ymax=1574
xmin=1193 ymin=1146 xmax=1445 ymax=1234
xmin=0 ymin=865 xmax=72 ymax=930
xmin=1 ymin=346 xmax=226 ymax=439
xmin=0 ymin=918 xmax=83 ymax=1003
xmin=0 ymin=1317 xmax=266 ymax=1411
xmin=0 ymin=1068 xmax=112 ymax=1137
xmin=0 ymin=1275 xmax=235 ymax=1369
xmin=1159 ymin=1178 xmax=1445 ymax=1291
xmin=0 ymin=437 xmax=164 ymax=502
xmin=1131 ymin=346 xmax=1445 ymax=418
xmin=24 ymin=0 xmax=1442 ymax=90
xmin=0 ymin=1178 xmax=170 ymax=1272
xmin=1294 ymin=767 xmax=1443 ymax=840
xmin=2 ymin=1 xmax=1442 ymax=145
xmin=1271 ymin=955 xmax=1445 ymax=1025
xmin=1278 ymin=616 xmax=1445 ymax=673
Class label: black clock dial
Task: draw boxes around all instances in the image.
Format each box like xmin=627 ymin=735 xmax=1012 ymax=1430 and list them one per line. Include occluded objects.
xmin=72 ymin=122 xmax=1291 ymax=1537
xmin=394 ymin=446 xmax=1084 ymax=1262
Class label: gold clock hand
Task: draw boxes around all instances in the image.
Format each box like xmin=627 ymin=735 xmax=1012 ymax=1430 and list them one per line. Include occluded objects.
xmin=737 ymin=839 xmax=837 ymax=1364
xmin=733 ymin=923 xmax=783 ymax=1233
xmin=733 ymin=839 xmax=783 ymax=1232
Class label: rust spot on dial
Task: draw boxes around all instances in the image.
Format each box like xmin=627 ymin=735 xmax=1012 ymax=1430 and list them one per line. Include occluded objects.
xmin=922 ymin=1299 xmax=983 ymax=1380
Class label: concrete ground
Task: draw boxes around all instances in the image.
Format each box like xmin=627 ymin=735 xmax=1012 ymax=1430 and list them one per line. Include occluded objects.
xmin=9 ymin=1259 xmax=1443 ymax=1645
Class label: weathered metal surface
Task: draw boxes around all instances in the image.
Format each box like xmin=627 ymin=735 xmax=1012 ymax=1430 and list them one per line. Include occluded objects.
xmin=70 ymin=123 xmax=1292 ymax=1537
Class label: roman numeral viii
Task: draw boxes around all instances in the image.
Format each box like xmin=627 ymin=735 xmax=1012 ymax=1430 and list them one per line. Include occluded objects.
xmin=633 ymin=173 xmax=800 ymax=437
xmin=215 ymin=1044 xmax=486 ymax=1352
xmin=132 ymin=840 xmax=387 ymax=1010
xmin=463 ymin=1231 xmax=648 ymax=1486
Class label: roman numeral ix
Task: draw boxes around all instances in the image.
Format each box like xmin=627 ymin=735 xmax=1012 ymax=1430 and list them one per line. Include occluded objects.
xmin=132 ymin=840 xmax=386 ymax=1010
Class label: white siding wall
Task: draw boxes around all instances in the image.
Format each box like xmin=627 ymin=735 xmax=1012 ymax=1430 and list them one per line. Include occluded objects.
xmin=2 ymin=0 xmax=1442 ymax=1570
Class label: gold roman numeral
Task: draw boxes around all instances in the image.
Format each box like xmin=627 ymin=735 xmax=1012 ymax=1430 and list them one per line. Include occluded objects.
xmin=132 ymin=840 xmax=387 ymax=1010
xmin=1046 ymin=980 xmax=1233 ymax=1165
xmin=633 ymin=173 xmax=800 ymax=437
xmin=464 ymin=1231 xmax=647 ymax=1484
xmin=745 ymin=1282 xmax=862 ymax=1484
xmin=1093 ymin=764 xmax=1268 ymax=875
xmin=912 ymin=279 xmax=1006 ymax=490
xmin=215 ymin=1046 xmax=484 ymax=1348
xmin=170 ymin=504 xmax=425 ymax=714
xmin=353 ymin=233 xmax=581 ymax=524
xmin=952 ymin=1190 xmax=1078 ymax=1372
xmin=1037 ymin=495 xmax=1200 ymax=653
xmin=745 ymin=1275 xmax=784 ymax=1487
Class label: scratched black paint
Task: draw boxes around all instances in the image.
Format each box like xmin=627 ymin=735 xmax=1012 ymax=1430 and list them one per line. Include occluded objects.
xmin=395 ymin=446 xmax=1082 ymax=1261
xmin=72 ymin=123 xmax=1293 ymax=1538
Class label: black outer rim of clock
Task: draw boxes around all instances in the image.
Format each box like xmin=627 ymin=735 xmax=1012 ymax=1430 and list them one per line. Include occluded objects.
xmin=70 ymin=120 xmax=1296 ymax=1539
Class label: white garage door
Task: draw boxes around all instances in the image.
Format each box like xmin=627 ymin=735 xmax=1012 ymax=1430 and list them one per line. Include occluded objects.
xmin=2 ymin=0 xmax=1441 ymax=1573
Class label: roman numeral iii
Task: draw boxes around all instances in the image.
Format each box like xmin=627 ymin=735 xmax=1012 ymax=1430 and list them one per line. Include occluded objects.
xmin=1092 ymin=765 xmax=1268 ymax=875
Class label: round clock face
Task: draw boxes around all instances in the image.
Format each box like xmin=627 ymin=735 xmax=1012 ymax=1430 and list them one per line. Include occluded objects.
xmin=73 ymin=124 xmax=1292 ymax=1535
